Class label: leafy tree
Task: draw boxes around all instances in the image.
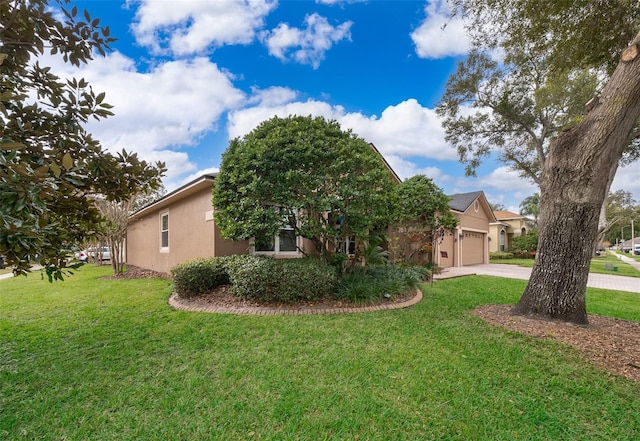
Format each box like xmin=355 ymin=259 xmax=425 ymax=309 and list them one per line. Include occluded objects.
xmin=510 ymin=229 xmax=538 ymax=253
xmin=212 ymin=115 xmax=396 ymax=262
xmin=604 ymin=191 xmax=638 ymax=245
xmin=441 ymin=0 xmax=640 ymax=324
xmin=0 ymin=0 xmax=165 ymax=280
xmin=390 ymin=175 xmax=458 ymax=265
xmin=519 ymin=193 xmax=540 ymax=227
xmin=489 ymin=202 xmax=505 ymax=212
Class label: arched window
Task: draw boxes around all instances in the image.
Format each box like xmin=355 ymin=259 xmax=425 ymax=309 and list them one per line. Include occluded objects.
xmin=499 ymin=229 xmax=506 ymax=251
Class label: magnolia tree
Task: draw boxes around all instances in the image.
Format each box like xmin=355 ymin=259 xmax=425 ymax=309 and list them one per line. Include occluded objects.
xmin=0 ymin=0 xmax=165 ymax=280
xmin=212 ymin=115 xmax=397 ymax=263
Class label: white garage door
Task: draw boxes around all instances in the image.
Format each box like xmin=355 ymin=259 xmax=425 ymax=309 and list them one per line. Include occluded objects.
xmin=461 ymin=231 xmax=485 ymax=266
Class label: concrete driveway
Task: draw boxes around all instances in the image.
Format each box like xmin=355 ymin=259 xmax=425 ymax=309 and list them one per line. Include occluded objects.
xmin=434 ymin=263 xmax=640 ymax=294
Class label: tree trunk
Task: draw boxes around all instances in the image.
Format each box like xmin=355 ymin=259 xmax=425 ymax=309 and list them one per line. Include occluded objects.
xmin=513 ymin=33 xmax=640 ymax=324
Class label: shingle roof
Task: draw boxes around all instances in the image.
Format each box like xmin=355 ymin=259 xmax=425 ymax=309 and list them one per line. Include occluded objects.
xmin=447 ymin=191 xmax=484 ymax=212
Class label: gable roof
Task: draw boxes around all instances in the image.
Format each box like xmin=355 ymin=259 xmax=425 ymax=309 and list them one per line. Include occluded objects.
xmin=129 ymin=173 xmax=217 ymax=221
xmin=447 ymin=191 xmax=497 ymax=222
xmin=448 ymin=191 xmax=484 ymax=212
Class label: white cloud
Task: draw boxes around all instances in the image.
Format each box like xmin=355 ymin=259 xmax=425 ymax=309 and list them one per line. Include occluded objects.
xmin=411 ymin=0 xmax=469 ymax=59
xmin=384 ymin=155 xmax=449 ymax=183
xmin=248 ymin=86 xmax=299 ymax=106
xmin=261 ymin=13 xmax=352 ymax=68
xmin=340 ymin=99 xmax=457 ymax=160
xmin=131 ymin=0 xmax=277 ymax=56
xmin=227 ymin=99 xmax=346 ymax=139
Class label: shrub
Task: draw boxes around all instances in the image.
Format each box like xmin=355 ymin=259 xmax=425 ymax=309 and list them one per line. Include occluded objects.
xmin=170 ymin=257 xmax=229 ymax=298
xmin=225 ymin=256 xmax=337 ymax=303
xmin=337 ymin=265 xmax=428 ymax=304
xmin=490 ymin=251 xmax=514 ymax=260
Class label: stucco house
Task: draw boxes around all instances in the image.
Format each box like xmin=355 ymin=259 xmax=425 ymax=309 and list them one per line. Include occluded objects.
xmin=488 ymin=210 xmax=531 ymax=253
xmin=434 ymin=191 xmax=497 ymax=268
xmin=126 ymin=174 xmax=495 ymax=273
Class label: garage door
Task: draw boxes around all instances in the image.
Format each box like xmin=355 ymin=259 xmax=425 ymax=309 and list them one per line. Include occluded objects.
xmin=461 ymin=231 xmax=485 ymax=265
xmin=438 ymin=231 xmax=454 ymax=268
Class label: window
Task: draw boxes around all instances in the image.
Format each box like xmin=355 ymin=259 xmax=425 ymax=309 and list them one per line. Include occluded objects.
xmin=499 ymin=229 xmax=506 ymax=251
xmin=255 ymin=215 xmax=299 ymax=254
xmin=161 ymin=213 xmax=169 ymax=250
xmin=336 ymin=236 xmax=356 ymax=255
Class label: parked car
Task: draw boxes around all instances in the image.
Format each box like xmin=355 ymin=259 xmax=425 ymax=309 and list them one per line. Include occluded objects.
xmin=74 ymin=250 xmax=89 ymax=262
xmin=635 ymin=245 xmax=640 ymax=256
xmin=0 ymin=255 xmax=5 ymax=269
xmin=88 ymin=246 xmax=111 ymax=261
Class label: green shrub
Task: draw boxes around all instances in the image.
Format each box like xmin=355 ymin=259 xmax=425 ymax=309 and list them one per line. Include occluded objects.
xmin=490 ymin=251 xmax=514 ymax=260
xmin=337 ymin=265 xmax=427 ymax=304
xmin=225 ymin=256 xmax=337 ymax=303
xmin=170 ymin=257 xmax=229 ymax=298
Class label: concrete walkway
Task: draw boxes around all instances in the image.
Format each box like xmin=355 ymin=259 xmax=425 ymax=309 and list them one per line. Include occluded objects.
xmin=434 ymin=263 xmax=640 ymax=294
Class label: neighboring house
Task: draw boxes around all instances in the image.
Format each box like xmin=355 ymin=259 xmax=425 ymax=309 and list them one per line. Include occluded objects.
xmin=489 ymin=210 xmax=531 ymax=253
xmin=126 ymin=162 xmax=494 ymax=273
xmin=435 ymin=191 xmax=497 ymax=268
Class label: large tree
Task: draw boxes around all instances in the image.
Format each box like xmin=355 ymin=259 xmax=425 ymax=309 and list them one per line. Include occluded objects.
xmin=442 ymin=0 xmax=640 ymax=324
xmin=0 ymin=0 xmax=165 ymax=279
xmin=212 ymin=115 xmax=396 ymax=262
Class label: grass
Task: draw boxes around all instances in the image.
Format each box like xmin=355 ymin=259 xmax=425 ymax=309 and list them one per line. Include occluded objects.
xmin=2 ymin=265 xmax=640 ymax=440
xmin=491 ymin=253 xmax=640 ymax=277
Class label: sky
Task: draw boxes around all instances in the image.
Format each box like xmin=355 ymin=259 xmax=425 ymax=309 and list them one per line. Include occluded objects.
xmin=49 ymin=0 xmax=639 ymax=213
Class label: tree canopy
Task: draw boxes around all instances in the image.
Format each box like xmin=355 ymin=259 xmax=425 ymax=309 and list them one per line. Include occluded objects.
xmin=0 ymin=0 xmax=165 ymax=279
xmin=212 ymin=115 xmax=396 ymax=261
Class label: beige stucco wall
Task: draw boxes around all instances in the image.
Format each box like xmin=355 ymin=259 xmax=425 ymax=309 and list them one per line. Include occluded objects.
xmin=489 ymin=218 xmax=529 ymax=253
xmin=436 ymin=200 xmax=491 ymax=267
xmin=127 ymin=186 xmax=218 ymax=273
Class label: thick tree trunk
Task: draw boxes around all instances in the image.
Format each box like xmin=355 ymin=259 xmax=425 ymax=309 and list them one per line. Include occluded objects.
xmin=513 ymin=33 xmax=640 ymax=324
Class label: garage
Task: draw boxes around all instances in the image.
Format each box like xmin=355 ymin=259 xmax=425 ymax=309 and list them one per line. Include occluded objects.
xmin=461 ymin=231 xmax=485 ymax=265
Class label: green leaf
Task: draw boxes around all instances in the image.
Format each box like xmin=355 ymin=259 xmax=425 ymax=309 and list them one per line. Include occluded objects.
xmin=62 ymin=152 xmax=73 ymax=169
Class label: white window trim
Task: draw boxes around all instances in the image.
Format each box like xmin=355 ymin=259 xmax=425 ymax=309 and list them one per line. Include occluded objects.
xmin=253 ymin=211 xmax=301 ymax=256
xmin=160 ymin=212 xmax=169 ymax=253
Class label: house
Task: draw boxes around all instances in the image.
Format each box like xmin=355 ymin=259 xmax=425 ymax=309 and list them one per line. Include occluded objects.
xmin=126 ymin=170 xmax=494 ymax=273
xmin=435 ymin=191 xmax=497 ymax=268
xmin=488 ymin=210 xmax=531 ymax=253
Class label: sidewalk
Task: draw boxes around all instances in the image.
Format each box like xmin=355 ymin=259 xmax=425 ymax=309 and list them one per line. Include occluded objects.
xmin=434 ymin=263 xmax=640 ymax=294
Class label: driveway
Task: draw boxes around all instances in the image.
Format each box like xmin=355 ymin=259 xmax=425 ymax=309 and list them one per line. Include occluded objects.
xmin=434 ymin=263 xmax=640 ymax=294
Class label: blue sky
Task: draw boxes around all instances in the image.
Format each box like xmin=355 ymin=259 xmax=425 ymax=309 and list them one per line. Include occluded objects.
xmin=53 ymin=0 xmax=638 ymax=211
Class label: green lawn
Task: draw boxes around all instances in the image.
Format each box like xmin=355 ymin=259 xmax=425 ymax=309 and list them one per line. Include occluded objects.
xmin=491 ymin=253 xmax=640 ymax=277
xmin=2 ymin=265 xmax=640 ymax=440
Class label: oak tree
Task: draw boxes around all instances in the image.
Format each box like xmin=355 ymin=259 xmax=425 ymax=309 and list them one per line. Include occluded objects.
xmin=442 ymin=0 xmax=640 ymax=323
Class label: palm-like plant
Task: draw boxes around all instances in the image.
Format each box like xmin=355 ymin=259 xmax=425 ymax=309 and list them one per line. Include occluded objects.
xmin=519 ymin=193 xmax=540 ymax=227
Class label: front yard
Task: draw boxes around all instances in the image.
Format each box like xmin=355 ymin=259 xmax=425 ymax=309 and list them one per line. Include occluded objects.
xmin=2 ymin=265 xmax=640 ymax=440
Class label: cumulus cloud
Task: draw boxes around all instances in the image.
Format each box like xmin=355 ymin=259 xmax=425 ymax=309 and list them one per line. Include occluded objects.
xmin=228 ymin=97 xmax=457 ymax=162
xmin=261 ymin=13 xmax=352 ymax=68
xmin=131 ymin=0 xmax=277 ymax=56
xmin=411 ymin=0 xmax=470 ymax=59
xmin=247 ymin=86 xmax=299 ymax=106
xmin=340 ymin=99 xmax=457 ymax=160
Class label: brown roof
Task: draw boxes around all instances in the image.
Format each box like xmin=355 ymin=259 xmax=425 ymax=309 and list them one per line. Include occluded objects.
xmin=493 ymin=210 xmax=525 ymax=220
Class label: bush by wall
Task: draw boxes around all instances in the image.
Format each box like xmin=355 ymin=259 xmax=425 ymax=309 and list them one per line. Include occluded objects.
xmin=490 ymin=251 xmax=515 ymax=260
xmin=170 ymin=257 xmax=229 ymax=298
xmin=225 ymin=256 xmax=337 ymax=303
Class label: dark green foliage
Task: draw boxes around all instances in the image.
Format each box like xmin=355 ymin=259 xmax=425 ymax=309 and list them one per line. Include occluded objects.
xmin=170 ymin=258 xmax=230 ymax=298
xmin=510 ymin=229 xmax=538 ymax=252
xmin=224 ymin=256 xmax=337 ymax=303
xmin=212 ymin=115 xmax=396 ymax=261
xmin=337 ymin=265 xmax=429 ymax=304
xmin=0 ymin=0 xmax=166 ymax=278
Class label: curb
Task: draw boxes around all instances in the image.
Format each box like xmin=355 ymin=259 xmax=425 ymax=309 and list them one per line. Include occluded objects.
xmin=168 ymin=288 xmax=423 ymax=316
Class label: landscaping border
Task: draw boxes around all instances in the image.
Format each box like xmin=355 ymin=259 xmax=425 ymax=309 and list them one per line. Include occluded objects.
xmin=168 ymin=288 xmax=423 ymax=315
